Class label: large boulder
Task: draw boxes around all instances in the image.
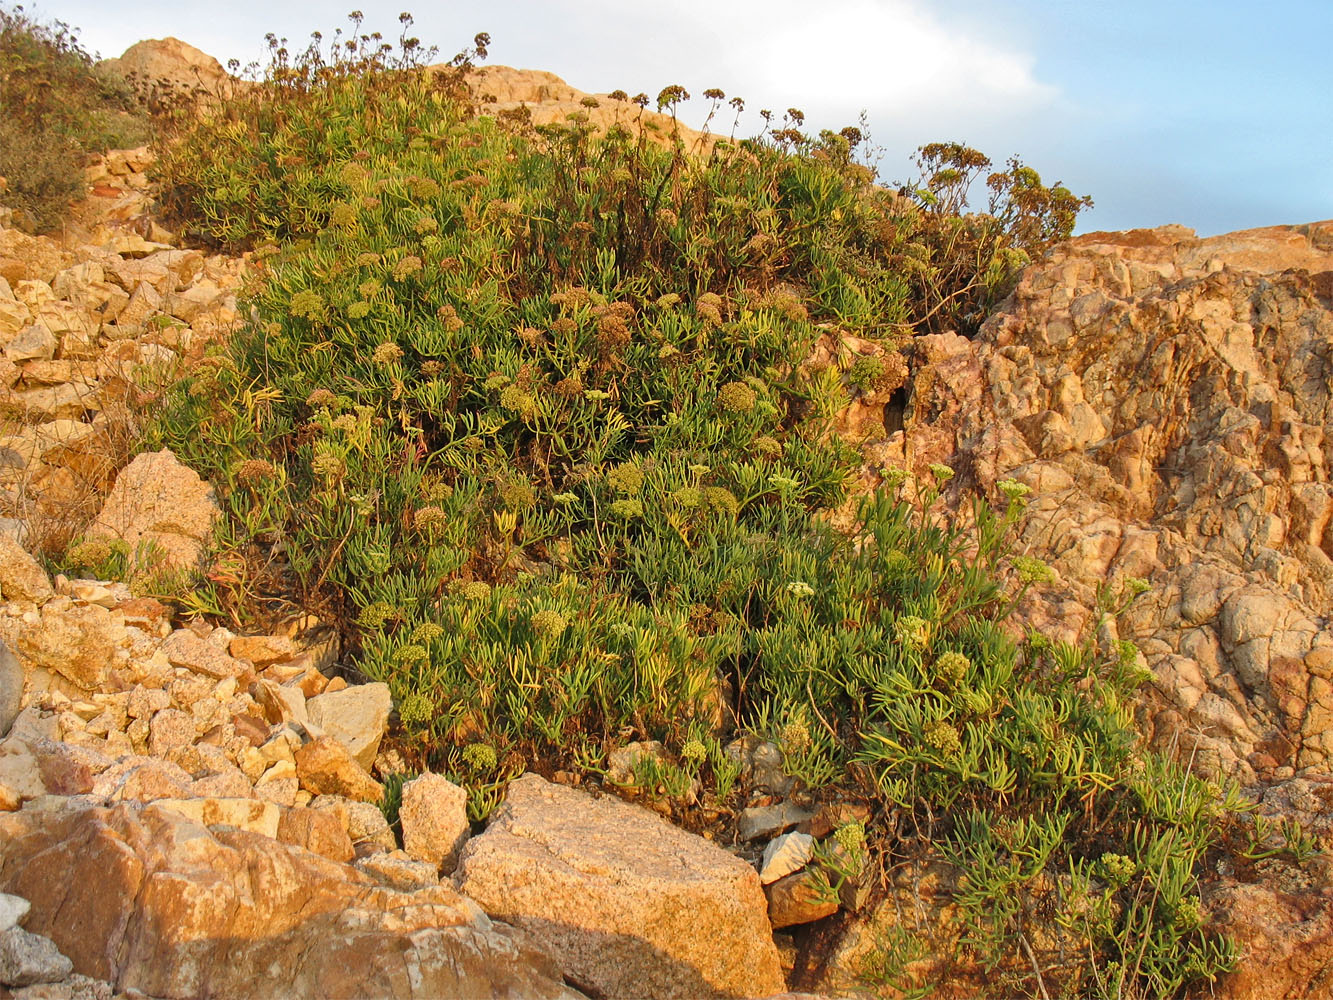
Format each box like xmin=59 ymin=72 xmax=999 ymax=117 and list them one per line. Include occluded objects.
xmin=0 ymin=800 xmax=578 ymax=999
xmin=455 ymin=773 xmax=785 ymax=1000
xmin=86 ymin=448 xmax=218 ymax=572
xmin=99 ymin=37 xmax=233 ymax=105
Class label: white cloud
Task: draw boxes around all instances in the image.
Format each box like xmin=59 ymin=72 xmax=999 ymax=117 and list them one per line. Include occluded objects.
xmin=553 ymin=0 xmax=1056 ymax=116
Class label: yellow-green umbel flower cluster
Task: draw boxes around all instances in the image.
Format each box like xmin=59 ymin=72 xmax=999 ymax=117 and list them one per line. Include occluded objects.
xmin=288 ymin=289 xmax=325 ymax=321
xmin=412 ymin=622 xmax=445 ymax=644
xmin=606 ymin=462 xmax=644 ymax=494
xmin=458 ymin=581 xmax=491 ymax=602
xmin=398 ymin=692 xmax=435 ymax=727
xmin=717 ymin=380 xmax=757 ymax=413
xmin=462 ymin=742 xmax=498 ymax=771
xmin=499 ymin=384 xmax=536 ymax=417
xmin=1099 ymin=852 xmax=1136 ymax=885
xmin=358 ymin=601 xmax=397 ymax=629
xmin=681 ymin=739 xmax=707 ymax=765
xmin=895 ymin=614 xmax=931 ymax=650
xmin=933 ymin=651 xmax=971 ymax=689
xmin=395 ymin=644 xmax=428 ymax=664
xmin=371 ymin=341 xmax=403 ymax=364
xmin=923 ymin=720 xmax=962 ymax=758
xmin=530 ymin=609 xmax=568 ymax=639
xmin=609 ymin=498 xmax=644 ymax=519
xmin=1013 ymin=555 xmax=1054 ymax=585
xmin=780 ymin=718 xmax=811 ymax=752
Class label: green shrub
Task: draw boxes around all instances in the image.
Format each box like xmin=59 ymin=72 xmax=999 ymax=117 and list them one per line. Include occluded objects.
xmin=0 ymin=4 xmax=152 ymax=231
xmin=146 ymin=16 xmax=1248 ymax=996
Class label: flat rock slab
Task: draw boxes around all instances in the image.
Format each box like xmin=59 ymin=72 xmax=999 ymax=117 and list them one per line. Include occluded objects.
xmin=455 ymin=773 xmax=784 ymax=1000
xmin=0 ymin=800 xmax=578 ymax=999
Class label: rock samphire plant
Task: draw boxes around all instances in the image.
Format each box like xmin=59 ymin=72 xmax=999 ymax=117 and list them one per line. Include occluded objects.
xmin=148 ymin=14 xmax=1258 ymax=996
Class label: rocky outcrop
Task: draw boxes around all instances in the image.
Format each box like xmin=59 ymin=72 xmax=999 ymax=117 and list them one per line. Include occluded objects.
xmin=465 ymin=66 xmax=715 ymax=151
xmin=1209 ymin=873 xmax=1333 ymax=999
xmin=867 ymin=221 xmax=1333 ymax=805
xmin=0 ymin=800 xmax=578 ymax=999
xmin=99 ymin=38 xmax=234 ymax=108
xmin=456 ymin=773 xmax=785 ymax=1000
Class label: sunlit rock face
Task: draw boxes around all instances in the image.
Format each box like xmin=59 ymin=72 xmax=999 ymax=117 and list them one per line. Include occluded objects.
xmin=847 ymin=220 xmax=1333 ymax=825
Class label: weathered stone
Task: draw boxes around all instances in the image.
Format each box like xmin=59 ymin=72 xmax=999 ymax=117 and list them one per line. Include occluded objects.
xmin=355 ymin=851 xmax=440 ymax=891
xmin=91 ymin=756 xmax=193 ymax=802
xmin=0 ymin=893 xmax=28 ymax=933
xmin=761 ymin=831 xmax=814 ymax=884
xmin=0 ymin=536 xmax=52 ymax=605
xmin=148 ymin=797 xmax=279 ymax=838
xmin=252 ymin=678 xmax=309 ymax=727
xmin=767 ymin=869 xmax=840 ymax=929
xmin=86 ymin=449 xmax=218 ymax=572
xmin=1209 ymin=876 xmax=1333 ymax=1000
xmin=229 ymin=634 xmax=296 ymax=666
xmin=305 ymin=682 xmax=390 ymax=769
xmin=0 ymin=926 xmax=72 ymax=987
xmin=146 ymin=708 xmax=195 ymax=756
xmin=17 ymin=604 xmax=125 ymax=692
xmin=456 ymin=772 xmax=784 ymax=1000
xmin=294 ymin=736 xmax=383 ymax=803
xmin=0 ymin=736 xmax=43 ymax=810
xmin=277 ymin=806 xmax=355 ymax=863
xmin=161 ymin=629 xmax=245 ymax=679
xmin=3 ymin=323 xmax=55 ymax=364
xmin=0 ymin=800 xmax=577 ymax=998
xmin=400 ymin=772 xmax=470 ymax=874
xmin=26 ymin=739 xmax=111 ymax=795
xmin=0 ymin=642 xmax=20 ymax=739
xmin=739 ymin=800 xmax=816 ymax=841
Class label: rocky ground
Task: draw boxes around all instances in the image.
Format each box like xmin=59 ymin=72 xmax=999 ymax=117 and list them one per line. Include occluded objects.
xmin=0 ymin=36 xmax=1331 ymax=1000
xmin=827 ymin=218 xmax=1333 ymax=998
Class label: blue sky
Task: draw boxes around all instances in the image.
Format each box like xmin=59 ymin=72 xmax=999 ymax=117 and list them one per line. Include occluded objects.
xmin=46 ymin=0 xmax=1333 ymax=235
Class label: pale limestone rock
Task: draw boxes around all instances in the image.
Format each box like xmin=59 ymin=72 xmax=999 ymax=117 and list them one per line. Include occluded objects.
xmin=229 ymin=634 xmax=296 ymax=666
xmin=276 ymin=805 xmax=354 ymax=862
xmin=17 ymin=604 xmax=125 ymax=692
xmin=0 ymin=893 xmax=28 ymax=933
xmin=0 ymin=642 xmax=20 ymax=739
xmin=87 ymin=449 xmax=218 ymax=572
xmin=306 ymin=682 xmax=390 ymax=769
xmin=456 ymin=772 xmax=784 ymax=1000
xmin=3 ymin=324 xmax=55 ymax=364
xmin=147 ymin=797 xmax=279 ymax=838
xmin=767 ymin=869 xmax=840 ymax=929
xmin=400 ymin=772 xmax=469 ymax=874
xmin=0 ymin=537 xmax=51 ymax=606
xmin=0 ymin=741 xmax=43 ymax=810
xmin=355 ymin=851 xmax=439 ymax=891
xmin=147 ymin=708 xmax=195 ymax=756
xmin=161 ymin=629 xmax=245 ymax=679
xmin=761 ymin=831 xmax=814 ymax=884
